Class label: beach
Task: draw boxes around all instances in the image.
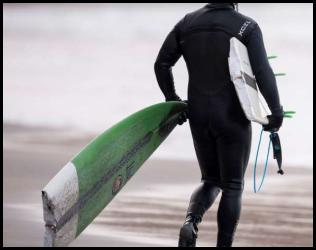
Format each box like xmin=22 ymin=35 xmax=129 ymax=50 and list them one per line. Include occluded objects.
xmin=3 ymin=123 xmax=313 ymax=247
xmin=3 ymin=3 xmax=313 ymax=247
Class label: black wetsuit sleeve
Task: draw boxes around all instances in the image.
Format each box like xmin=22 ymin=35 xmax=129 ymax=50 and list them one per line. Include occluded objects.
xmin=154 ymin=22 xmax=183 ymax=101
xmin=246 ymin=24 xmax=282 ymax=113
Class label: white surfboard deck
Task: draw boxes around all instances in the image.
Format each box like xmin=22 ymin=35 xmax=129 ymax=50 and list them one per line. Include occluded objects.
xmin=228 ymin=37 xmax=269 ymax=125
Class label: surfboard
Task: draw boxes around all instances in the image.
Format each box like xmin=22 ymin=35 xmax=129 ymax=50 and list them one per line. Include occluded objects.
xmin=228 ymin=37 xmax=269 ymax=125
xmin=41 ymin=101 xmax=187 ymax=247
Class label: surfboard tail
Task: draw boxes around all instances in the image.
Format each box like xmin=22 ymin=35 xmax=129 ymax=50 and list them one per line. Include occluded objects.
xmin=42 ymin=162 xmax=79 ymax=247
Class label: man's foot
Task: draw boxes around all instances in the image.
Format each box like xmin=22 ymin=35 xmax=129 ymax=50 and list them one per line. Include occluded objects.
xmin=178 ymin=222 xmax=198 ymax=247
xmin=178 ymin=214 xmax=201 ymax=247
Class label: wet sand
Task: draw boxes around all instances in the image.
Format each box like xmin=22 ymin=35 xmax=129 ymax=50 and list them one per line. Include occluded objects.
xmin=3 ymin=123 xmax=313 ymax=247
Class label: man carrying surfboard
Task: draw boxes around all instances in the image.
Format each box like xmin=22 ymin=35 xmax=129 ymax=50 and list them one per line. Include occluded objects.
xmin=154 ymin=3 xmax=283 ymax=247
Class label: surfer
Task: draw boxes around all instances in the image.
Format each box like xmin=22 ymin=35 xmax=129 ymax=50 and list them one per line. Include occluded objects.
xmin=154 ymin=3 xmax=283 ymax=247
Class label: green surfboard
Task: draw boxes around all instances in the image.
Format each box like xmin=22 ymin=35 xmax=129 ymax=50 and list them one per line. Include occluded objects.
xmin=41 ymin=101 xmax=187 ymax=247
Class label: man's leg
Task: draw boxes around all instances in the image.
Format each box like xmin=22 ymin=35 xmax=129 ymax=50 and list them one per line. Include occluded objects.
xmin=179 ymin=119 xmax=221 ymax=247
xmin=215 ymin=124 xmax=252 ymax=247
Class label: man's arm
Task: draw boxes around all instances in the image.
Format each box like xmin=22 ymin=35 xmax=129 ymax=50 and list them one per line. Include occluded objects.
xmin=154 ymin=21 xmax=183 ymax=101
xmin=246 ymin=24 xmax=282 ymax=114
xmin=246 ymin=24 xmax=284 ymax=131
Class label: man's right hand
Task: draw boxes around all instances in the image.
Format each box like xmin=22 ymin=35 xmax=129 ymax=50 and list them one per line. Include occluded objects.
xmin=177 ymin=111 xmax=188 ymax=125
xmin=165 ymin=95 xmax=182 ymax=102
xmin=165 ymin=96 xmax=188 ymax=126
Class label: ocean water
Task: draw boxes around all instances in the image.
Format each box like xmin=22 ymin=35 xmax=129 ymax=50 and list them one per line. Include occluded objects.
xmin=3 ymin=3 xmax=313 ymax=166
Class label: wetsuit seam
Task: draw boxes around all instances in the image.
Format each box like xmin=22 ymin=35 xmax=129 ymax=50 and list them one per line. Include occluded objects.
xmin=180 ymin=26 xmax=235 ymax=40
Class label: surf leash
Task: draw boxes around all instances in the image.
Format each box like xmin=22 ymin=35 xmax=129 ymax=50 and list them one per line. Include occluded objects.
xmin=253 ymin=128 xmax=270 ymax=193
xmin=253 ymin=110 xmax=295 ymax=193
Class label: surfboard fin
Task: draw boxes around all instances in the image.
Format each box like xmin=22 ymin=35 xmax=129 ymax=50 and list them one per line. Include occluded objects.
xmin=268 ymin=55 xmax=278 ymax=60
xmin=274 ymin=73 xmax=286 ymax=77
xmin=284 ymin=110 xmax=296 ymax=118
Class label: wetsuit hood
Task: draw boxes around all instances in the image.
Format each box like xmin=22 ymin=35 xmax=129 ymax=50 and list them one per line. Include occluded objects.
xmin=206 ymin=3 xmax=235 ymax=11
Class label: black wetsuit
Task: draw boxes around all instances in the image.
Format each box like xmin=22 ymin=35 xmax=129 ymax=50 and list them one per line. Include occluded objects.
xmin=154 ymin=3 xmax=282 ymax=247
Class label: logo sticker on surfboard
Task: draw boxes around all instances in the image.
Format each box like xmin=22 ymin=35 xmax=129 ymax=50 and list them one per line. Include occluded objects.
xmin=112 ymin=175 xmax=123 ymax=195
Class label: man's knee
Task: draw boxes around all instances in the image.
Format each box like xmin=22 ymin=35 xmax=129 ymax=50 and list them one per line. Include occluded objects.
xmin=221 ymin=180 xmax=244 ymax=195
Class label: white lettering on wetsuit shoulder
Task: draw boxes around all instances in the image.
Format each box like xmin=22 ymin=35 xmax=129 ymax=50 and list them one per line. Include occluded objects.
xmin=238 ymin=21 xmax=252 ymax=37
